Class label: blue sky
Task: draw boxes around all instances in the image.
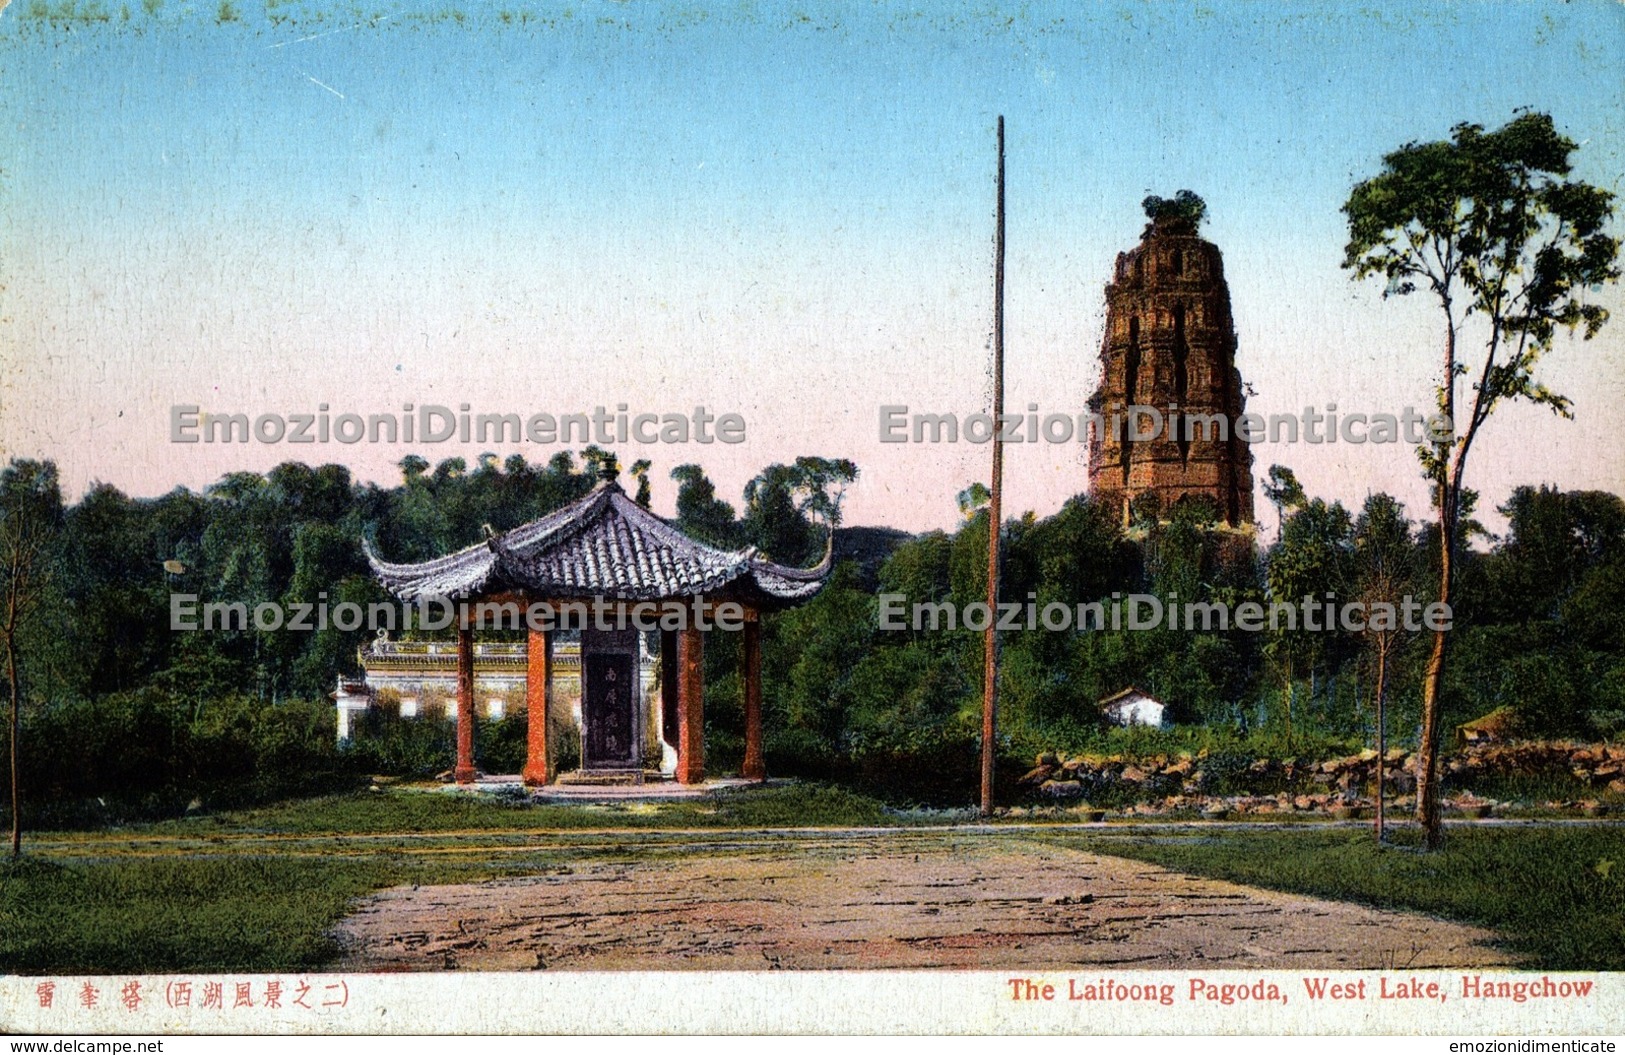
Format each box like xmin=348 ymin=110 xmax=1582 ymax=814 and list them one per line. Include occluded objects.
xmin=3 ymin=0 xmax=1622 ymax=534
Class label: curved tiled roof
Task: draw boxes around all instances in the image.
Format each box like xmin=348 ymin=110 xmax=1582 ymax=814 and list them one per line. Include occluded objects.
xmin=364 ymin=479 xmax=830 ymax=607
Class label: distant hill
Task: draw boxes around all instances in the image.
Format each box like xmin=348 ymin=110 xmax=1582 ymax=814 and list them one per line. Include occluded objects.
xmin=833 ymin=525 xmax=913 ymax=590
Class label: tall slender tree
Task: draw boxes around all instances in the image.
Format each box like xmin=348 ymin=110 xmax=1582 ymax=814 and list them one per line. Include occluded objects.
xmin=670 ymin=464 xmax=741 ymax=550
xmin=1 ymin=460 xmax=63 ymax=858
xmin=1266 ymin=497 xmax=1354 ymax=749
xmin=1353 ymin=493 xmax=1416 ymax=844
xmin=1263 ymin=465 xmax=1306 ymax=540
xmin=1343 ymin=111 xmax=1620 ymax=848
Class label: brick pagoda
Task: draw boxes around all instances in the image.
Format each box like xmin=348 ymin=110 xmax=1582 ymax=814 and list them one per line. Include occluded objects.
xmin=1087 ymin=206 xmax=1255 ymax=527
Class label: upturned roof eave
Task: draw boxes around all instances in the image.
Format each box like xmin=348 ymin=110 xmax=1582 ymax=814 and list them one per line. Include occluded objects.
xmin=364 ymin=478 xmax=832 ymax=607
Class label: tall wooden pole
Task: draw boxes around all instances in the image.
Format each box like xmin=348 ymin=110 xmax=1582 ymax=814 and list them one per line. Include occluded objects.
xmin=454 ymin=618 xmax=476 ymax=785
xmin=980 ymin=116 xmax=1006 ymax=817
xmin=7 ymin=641 xmax=20 ymax=859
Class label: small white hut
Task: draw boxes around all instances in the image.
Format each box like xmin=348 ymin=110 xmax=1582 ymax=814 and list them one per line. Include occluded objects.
xmin=1098 ymin=686 xmax=1168 ymax=728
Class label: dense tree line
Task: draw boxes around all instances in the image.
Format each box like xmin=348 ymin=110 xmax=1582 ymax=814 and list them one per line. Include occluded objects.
xmin=0 ymin=450 xmax=855 ymax=822
xmin=6 ymin=450 xmax=853 ymax=706
xmin=748 ymin=477 xmax=1625 ymax=798
xmin=1 ymin=450 xmax=1622 ymax=819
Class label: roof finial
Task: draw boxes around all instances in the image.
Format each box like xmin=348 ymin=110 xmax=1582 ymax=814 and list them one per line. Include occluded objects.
xmin=597 ymin=455 xmax=620 ymax=483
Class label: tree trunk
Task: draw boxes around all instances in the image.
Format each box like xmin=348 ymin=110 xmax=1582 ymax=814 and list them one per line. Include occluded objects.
xmin=1416 ymin=554 xmax=1450 ymax=850
xmin=1374 ymin=644 xmax=1387 ymax=845
xmin=7 ymin=638 xmax=19 ymax=860
xmin=1283 ymin=657 xmax=1293 ymax=751
xmin=1411 ymin=304 xmax=1461 ymax=853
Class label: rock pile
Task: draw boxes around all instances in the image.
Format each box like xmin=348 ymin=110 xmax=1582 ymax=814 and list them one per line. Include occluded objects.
xmin=1017 ymin=740 xmax=1625 ymax=814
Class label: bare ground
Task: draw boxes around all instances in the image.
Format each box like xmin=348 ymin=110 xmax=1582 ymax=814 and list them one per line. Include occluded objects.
xmin=332 ymin=834 xmax=1520 ymax=971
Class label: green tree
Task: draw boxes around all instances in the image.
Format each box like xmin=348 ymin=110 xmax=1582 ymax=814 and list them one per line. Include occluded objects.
xmin=1141 ymin=189 xmax=1207 ymax=228
xmin=60 ymin=484 xmax=169 ymax=695
xmin=283 ymin=522 xmax=373 ymax=698
xmin=1353 ymin=493 xmax=1416 ymax=843
xmin=1262 ymin=465 xmax=1306 ymax=540
xmin=877 ymin=531 xmax=954 ymax=644
xmin=1491 ymin=487 xmax=1625 ymax=624
xmin=1265 ymin=498 xmax=1354 ymax=748
xmin=955 ymin=482 xmax=990 ymax=519
xmin=398 ymin=455 xmax=429 ymax=482
xmin=1 ymin=460 xmax=63 ymax=857
xmin=742 ymin=458 xmax=857 ymax=565
xmin=1342 ymin=111 xmax=1620 ymax=848
xmin=628 ymin=459 xmax=653 ymax=508
xmin=670 ymin=464 xmax=741 ymax=549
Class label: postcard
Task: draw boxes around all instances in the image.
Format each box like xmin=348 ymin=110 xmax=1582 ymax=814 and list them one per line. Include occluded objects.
xmin=0 ymin=0 xmax=1621 ymax=1039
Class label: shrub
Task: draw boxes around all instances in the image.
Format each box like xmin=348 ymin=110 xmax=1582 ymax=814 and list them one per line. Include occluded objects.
xmin=9 ymin=689 xmax=355 ymax=828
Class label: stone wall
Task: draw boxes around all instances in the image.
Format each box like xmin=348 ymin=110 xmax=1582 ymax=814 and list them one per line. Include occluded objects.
xmin=1018 ymin=741 xmax=1625 ymax=816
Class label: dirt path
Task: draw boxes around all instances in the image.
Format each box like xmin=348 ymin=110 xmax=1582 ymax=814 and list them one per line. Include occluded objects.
xmin=333 ymin=834 xmax=1519 ymax=971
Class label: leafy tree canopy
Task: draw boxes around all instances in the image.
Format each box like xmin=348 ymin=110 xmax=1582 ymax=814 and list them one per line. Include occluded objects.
xmin=1343 ymin=111 xmax=1619 ymax=457
xmin=1141 ymin=189 xmax=1207 ymax=229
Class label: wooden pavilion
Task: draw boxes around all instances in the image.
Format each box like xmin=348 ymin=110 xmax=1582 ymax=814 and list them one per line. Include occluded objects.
xmin=363 ymin=461 xmax=831 ymax=786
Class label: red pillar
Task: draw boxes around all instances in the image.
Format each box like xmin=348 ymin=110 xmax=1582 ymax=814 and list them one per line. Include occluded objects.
xmin=676 ymin=626 xmax=705 ymax=785
xmin=742 ymin=613 xmax=765 ymax=781
xmin=454 ymin=620 xmax=476 ymax=785
xmin=522 ymin=624 xmax=552 ymax=786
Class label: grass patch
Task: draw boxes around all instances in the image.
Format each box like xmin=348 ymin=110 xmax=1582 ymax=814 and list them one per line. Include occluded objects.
xmin=1036 ymin=825 xmax=1625 ymax=970
xmin=0 ymin=854 xmax=392 ymax=973
xmin=1457 ymin=771 xmax=1599 ymax=805
xmin=710 ymin=783 xmax=893 ymax=828
xmin=120 ymin=781 xmax=901 ymax=837
xmin=9 ymin=786 xmax=1618 ymax=974
xmin=0 ymin=845 xmax=599 ymax=974
xmin=2 ymin=782 xmax=903 ymax=973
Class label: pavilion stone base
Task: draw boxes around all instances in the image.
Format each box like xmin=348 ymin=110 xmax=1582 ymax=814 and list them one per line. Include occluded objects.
xmin=438 ymin=775 xmax=770 ymax=801
xmin=555 ymin=768 xmax=649 ymax=787
xmin=528 ymin=776 xmax=768 ymax=801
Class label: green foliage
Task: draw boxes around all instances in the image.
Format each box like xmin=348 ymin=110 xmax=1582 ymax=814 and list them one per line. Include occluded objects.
xmin=1344 ymin=111 xmax=1619 ymax=521
xmin=1262 ymin=464 xmax=1305 ymax=536
xmin=5 ymin=439 xmax=1624 ymax=817
xmin=955 ymin=482 xmax=990 ymax=517
xmin=344 ymin=708 xmax=455 ymax=778
xmin=1438 ymin=487 xmax=1625 ymax=738
xmin=766 ymin=562 xmax=880 ymax=750
xmin=1141 ymin=189 xmax=1207 ymax=228
xmin=628 ymin=459 xmax=653 ymax=508
xmin=7 ymin=690 xmax=353 ymax=828
xmin=1342 ymin=115 xmax=1618 ymax=844
xmin=741 ymin=457 xmax=856 ymax=565
xmin=670 ymin=463 xmax=742 ymax=548
xmin=1493 ymin=487 xmax=1625 ymax=626
xmin=1344 ymin=113 xmax=1618 ymax=357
